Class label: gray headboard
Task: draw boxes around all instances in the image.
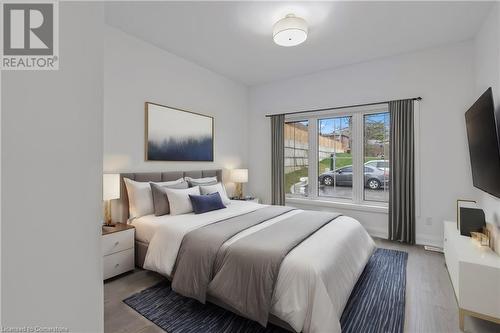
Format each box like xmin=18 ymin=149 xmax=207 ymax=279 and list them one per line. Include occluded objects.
xmin=117 ymin=169 xmax=223 ymax=223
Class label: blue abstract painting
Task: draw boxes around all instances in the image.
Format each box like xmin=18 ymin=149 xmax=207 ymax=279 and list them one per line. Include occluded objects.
xmin=146 ymin=102 xmax=214 ymax=161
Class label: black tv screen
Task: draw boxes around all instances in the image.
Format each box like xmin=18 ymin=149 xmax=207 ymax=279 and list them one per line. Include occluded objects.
xmin=465 ymin=87 xmax=500 ymax=197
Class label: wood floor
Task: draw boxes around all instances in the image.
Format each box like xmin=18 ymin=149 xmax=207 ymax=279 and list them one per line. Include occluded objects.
xmin=104 ymin=238 xmax=500 ymax=333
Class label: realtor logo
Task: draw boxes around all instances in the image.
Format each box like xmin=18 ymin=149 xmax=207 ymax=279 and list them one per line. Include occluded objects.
xmin=1 ymin=1 xmax=59 ymax=70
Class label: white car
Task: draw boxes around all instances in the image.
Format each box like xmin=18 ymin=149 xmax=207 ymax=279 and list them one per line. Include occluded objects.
xmin=364 ymin=159 xmax=389 ymax=171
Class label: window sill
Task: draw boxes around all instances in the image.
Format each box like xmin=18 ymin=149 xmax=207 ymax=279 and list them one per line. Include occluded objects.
xmin=285 ymin=197 xmax=389 ymax=214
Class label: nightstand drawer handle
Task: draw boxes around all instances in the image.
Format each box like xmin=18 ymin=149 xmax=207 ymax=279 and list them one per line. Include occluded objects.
xmin=115 ymin=263 xmax=120 ymax=268
xmin=114 ymin=241 xmax=119 ymax=246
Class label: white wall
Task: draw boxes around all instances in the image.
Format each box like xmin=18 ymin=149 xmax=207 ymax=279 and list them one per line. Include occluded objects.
xmin=473 ymin=3 xmax=500 ymax=253
xmin=0 ymin=65 xmax=2 ymax=327
xmin=1 ymin=3 xmax=104 ymax=331
xmin=248 ymin=41 xmax=477 ymax=246
xmin=104 ymin=26 xmax=249 ymax=184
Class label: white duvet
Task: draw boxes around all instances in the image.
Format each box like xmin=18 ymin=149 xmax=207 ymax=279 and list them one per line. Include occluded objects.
xmin=138 ymin=201 xmax=375 ymax=333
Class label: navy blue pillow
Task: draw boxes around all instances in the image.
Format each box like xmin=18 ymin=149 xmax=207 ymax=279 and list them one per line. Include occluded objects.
xmin=189 ymin=192 xmax=226 ymax=214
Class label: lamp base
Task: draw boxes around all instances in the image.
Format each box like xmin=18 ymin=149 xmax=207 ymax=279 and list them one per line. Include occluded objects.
xmin=103 ymin=200 xmax=115 ymax=226
xmin=235 ymin=183 xmax=243 ymax=199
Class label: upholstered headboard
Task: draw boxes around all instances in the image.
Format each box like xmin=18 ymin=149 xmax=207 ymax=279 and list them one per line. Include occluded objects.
xmin=117 ymin=169 xmax=223 ymax=223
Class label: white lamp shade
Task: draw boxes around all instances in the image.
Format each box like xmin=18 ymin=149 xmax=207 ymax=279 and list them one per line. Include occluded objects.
xmin=231 ymin=169 xmax=248 ymax=183
xmin=103 ymin=174 xmax=120 ymax=200
xmin=273 ymin=14 xmax=308 ymax=47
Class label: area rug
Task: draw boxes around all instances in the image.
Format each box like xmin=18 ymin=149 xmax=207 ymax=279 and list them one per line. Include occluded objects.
xmin=124 ymin=248 xmax=408 ymax=333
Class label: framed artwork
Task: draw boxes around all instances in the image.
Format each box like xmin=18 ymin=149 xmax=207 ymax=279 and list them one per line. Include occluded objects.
xmin=145 ymin=102 xmax=214 ymax=161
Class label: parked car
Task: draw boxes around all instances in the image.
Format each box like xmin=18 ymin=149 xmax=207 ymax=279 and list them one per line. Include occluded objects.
xmin=364 ymin=159 xmax=389 ymax=171
xmin=318 ymin=165 xmax=389 ymax=189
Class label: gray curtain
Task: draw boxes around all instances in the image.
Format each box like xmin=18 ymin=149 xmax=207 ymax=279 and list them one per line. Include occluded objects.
xmin=271 ymin=114 xmax=285 ymax=205
xmin=389 ymin=99 xmax=415 ymax=244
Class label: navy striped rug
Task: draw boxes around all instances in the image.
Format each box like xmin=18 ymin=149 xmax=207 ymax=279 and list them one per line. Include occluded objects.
xmin=124 ymin=248 xmax=407 ymax=333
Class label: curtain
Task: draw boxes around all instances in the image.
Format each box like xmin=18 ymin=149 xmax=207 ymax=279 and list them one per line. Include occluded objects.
xmin=271 ymin=114 xmax=285 ymax=205
xmin=389 ymin=99 xmax=415 ymax=244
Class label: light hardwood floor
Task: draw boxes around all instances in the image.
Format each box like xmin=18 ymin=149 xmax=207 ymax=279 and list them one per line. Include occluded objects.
xmin=104 ymin=238 xmax=500 ymax=333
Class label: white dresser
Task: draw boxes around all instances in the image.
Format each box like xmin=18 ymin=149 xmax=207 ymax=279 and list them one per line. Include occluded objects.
xmin=443 ymin=220 xmax=500 ymax=330
xmin=102 ymin=223 xmax=135 ymax=280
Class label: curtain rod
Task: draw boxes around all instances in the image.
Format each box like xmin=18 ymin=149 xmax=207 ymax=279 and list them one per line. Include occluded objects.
xmin=264 ymin=97 xmax=422 ymax=118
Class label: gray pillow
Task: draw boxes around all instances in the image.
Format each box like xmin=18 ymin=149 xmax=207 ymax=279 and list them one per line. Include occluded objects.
xmin=150 ymin=182 xmax=189 ymax=216
xmin=186 ymin=176 xmax=218 ymax=187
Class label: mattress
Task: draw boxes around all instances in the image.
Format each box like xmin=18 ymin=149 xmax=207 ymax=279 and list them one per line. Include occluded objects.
xmin=131 ymin=200 xmax=263 ymax=243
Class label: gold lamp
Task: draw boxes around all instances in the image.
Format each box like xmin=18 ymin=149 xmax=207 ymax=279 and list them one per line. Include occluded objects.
xmin=103 ymin=174 xmax=120 ymax=226
xmin=231 ymin=169 xmax=248 ymax=199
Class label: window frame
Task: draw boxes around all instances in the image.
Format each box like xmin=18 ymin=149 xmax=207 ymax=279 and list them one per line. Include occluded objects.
xmin=285 ymin=104 xmax=390 ymax=208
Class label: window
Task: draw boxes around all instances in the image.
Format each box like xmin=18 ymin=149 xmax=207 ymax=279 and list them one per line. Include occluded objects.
xmin=363 ymin=112 xmax=390 ymax=202
xmin=285 ymin=106 xmax=390 ymax=206
xmin=318 ymin=116 xmax=352 ymax=199
xmin=284 ymin=121 xmax=309 ymax=197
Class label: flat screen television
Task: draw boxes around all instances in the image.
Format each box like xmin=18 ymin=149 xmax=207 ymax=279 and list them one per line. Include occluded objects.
xmin=465 ymin=87 xmax=500 ymax=198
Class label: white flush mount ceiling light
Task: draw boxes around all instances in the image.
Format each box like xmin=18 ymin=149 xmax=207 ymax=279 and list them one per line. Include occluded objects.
xmin=273 ymin=14 xmax=308 ymax=47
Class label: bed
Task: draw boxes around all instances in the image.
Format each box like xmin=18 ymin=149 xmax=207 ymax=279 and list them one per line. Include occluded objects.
xmin=117 ymin=170 xmax=376 ymax=333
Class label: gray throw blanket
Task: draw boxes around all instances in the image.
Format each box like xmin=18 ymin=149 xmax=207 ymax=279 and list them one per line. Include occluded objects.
xmin=209 ymin=210 xmax=341 ymax=326
xmin=171 ymin=206 xmax=295 ymax=302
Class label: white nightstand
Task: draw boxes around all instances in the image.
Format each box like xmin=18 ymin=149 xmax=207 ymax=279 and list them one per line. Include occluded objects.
xmin=102 ymin=223 xmax=135 ymax=280
xmin=231 ymin=196 xmax=260 ymax=204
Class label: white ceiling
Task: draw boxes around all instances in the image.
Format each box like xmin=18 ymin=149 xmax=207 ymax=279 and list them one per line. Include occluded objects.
xmin=105 ymin=1 xmax=493 ymax=86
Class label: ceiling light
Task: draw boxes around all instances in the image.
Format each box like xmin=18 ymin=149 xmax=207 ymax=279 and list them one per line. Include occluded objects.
xmin=273 ymin=14 xmax=308 ymax=47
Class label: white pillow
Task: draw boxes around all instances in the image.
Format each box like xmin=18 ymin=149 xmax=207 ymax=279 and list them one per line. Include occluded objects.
xmin=124 ymin=178 xmax=183 ymax=219
xmin=163 ymin=186 xmax=201 ymax=215
xmin=185 ymin=176 xmax=218 ymax=186
xmin=200 ymin=183 xmax=231 ymax=205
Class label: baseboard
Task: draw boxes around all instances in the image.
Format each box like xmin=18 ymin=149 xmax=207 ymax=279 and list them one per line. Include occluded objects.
xmin=367 ymin=229 xmax=443 ymax=248
xmin=416 ymin=234 xmax=443 ymax=248
xmin=365 ymin=228 xmax=388 ymax=240
xmin=424 ymin=245 xmax=444 ymax=253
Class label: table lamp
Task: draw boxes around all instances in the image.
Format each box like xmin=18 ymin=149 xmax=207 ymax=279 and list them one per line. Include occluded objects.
xmin=103 ymin=174 xmax=120 ymax=226
xmin=231 ymin=169 xmax=248 ymax=199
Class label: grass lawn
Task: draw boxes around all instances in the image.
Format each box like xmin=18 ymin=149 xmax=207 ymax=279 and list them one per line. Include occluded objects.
xmin=319 ymin=152 xmax=353 ymax=172
xmin=285 ymin=168 xmax=309 ymax=193
xmin=285 ymin=154 xmax=381 ymax=193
